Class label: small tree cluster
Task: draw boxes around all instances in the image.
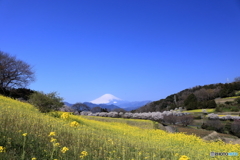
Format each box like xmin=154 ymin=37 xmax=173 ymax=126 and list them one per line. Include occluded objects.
xmin=162 ymin=114 xmax=193 ymax=126
xmin=71 ymin=103 xmax=90 ymax=115
xmin=163 ymin=114 xmax=178 ymax=125
xmin=29 ymin=91 xmax=64 ymax=113
xmin=178 ymin=115 xmax=194 ymax=126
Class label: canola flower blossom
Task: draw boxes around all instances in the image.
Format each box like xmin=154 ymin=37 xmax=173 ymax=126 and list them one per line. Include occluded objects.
xmin=70 ymin=121 xmax=79 ymax=127
xmin=53 ymin=143 xmax=60 ymax=147
xmin=50 ymin=137 xmax=57 ymax=143
xmin=179 ymin=155 xmax=190 ymax=160
xmin=31 ymin=158 xmax=37 ymax=160
xmin=61 ymin=113 xmax=69 ymax=119
xmin=0 ymin=146 xmax=6 ymax=152
xmin=61 ymin=147 xmax=69 ymax=153
xmin=80 ymin=151 xmax=88 ymax=158
xmin=22 ymin=133 xmax=27 ymax=136
xmin=48 ymin=132 xmax=56 ymax=136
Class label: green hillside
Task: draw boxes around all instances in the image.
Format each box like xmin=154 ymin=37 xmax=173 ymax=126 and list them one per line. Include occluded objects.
xmin=137 ymin=81 xmax=240 ymax=112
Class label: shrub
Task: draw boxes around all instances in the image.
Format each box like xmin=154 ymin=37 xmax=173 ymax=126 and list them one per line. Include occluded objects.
xmin=231 ymin=120 xmax=240 ymax=137
xmin=225 ymin=101 xmax=234 ymax=105
xmin=193 ymin=115 xmax=202 ymax=119
xmin=235 ymin=97 xmax=240 ymax=104
xmin=201 ymin=120 xmax=224 ymax=133
xmin=206 ymin=100 xmax=217 ymax=108
xmin=230 ymin=106 xmax=240 ymax=112
xmin=224 ymin=121 xmax=232 ymax=134
xmin=29 ymin=91 xmax=64 ymax=113
xmin=178 ymin=115 xmax=194 ymax=126
xmin=215 ymin=106 xmax=222 ymax=112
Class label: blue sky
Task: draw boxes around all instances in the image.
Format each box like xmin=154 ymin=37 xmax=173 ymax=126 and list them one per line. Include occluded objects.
xmin=0 ymin=0 xmax=240 ymax=103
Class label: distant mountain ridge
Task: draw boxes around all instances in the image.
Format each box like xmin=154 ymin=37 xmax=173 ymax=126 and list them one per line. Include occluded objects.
xmin=63 ymin=101 xmax=122 ymax=111
xmin=64 ymin=94 xmax=151 ymax=111
xmin=83 ymin=102 xmax=121 ymax=111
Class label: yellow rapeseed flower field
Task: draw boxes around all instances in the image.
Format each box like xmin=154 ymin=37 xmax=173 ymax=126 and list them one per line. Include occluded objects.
xmin=0 ymin=95 xmax=239 ymax=159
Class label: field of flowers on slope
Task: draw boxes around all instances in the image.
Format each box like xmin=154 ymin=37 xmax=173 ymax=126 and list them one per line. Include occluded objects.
xmin=0 ymin=95 xmax=240 ymax=160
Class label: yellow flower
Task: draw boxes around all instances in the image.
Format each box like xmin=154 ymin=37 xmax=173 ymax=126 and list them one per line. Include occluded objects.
xmin=80 ymin=151 xmax=88 ymax=158
xmin=0 ymin=146 xmax=6 ymax=152
xmin=50 ymin=138 xmax=57 ymax=142
xmin=81 ymin=151 xmax=88 ymax=156
xmin=61 ymin=147 xmax=69 ymax=153
xmin=179 ymin=155 xmax=190 ymax=160
xmin=22 ymin=133 xmax=27 ymax=136
xmin=31 ymin=158 xmax=37 ymax=160
xmin=48 ymin=132 xmax=56 ymax=136
xmin=53 ymin=143 xmax=60 ymax=147
xmin=61 ymin=113 xmax=69 ymax=119
xmin=70 ymin=121 xmax=79 ymax=127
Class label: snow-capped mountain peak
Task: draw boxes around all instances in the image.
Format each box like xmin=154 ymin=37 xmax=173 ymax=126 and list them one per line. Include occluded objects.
xmin=90 ymin=94 xmax=122 ymax=104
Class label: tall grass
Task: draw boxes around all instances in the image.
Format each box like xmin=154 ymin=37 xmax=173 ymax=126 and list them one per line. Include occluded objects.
xmin=0 ymin=95 xmax=240 ymax=159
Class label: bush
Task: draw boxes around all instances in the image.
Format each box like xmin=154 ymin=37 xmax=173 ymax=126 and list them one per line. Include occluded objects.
xmin=224 ymin=121 xmax=232 ymax=134
xmin=231 ymin=120 xmax=240 ymax=137
xmin=206 ymin=100 xmax=217 ymax=108
xmin=9 ymin=88 xmax=35 ymax=100
xmin=193 ymin=115 xmax=202 ymax=119
xmin=215 ymin=106 xmax=223 ymax=112
xmin=29 ymin=91 xmax=64 ymax=113
xmin=201 ymin=120 xmax=224 ymax=133
xmin=235 ymin=97 xmax=240 ymax=104
xmin=230 ymin=106 xmax=240 ymax=112
xmin=225 ymin=101 xmax=234 ymax=105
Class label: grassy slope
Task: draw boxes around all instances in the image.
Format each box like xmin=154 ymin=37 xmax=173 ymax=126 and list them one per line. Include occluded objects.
xmin=215 ymin=96 xmax=240 ymax=104
xmin=1 ymin=95 xmax=240 ymax=160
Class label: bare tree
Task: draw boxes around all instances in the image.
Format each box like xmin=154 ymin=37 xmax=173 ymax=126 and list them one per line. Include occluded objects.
xmin=178 ymin=115 xmax=194 ymax=126
xmin=163 ymin=114 xmax=178 ymax=125
xmin=234 ymin=77 xmax=240 ymax=82
xmin=60 ymin=105 xmax=75 ymax=112
xmin=72 ymin=102 xmax=90 ymax=114
xmin=0 ymin=51 xmax=35 ymax=94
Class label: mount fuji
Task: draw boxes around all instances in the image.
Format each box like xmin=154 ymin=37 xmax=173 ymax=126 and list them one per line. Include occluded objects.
xmin=64 ymin=94 xmax=151 ymax=111
xmin=90 ymin=94 xmax=123 ymax=104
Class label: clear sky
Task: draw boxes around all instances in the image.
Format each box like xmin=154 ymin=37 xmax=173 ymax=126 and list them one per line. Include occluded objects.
xmin=0 ymin=0 xmax=240 ymax=103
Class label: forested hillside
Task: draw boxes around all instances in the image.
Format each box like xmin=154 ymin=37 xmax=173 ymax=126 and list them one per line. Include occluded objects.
xmin=136 ymin=79 xmax=240 ymax=112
